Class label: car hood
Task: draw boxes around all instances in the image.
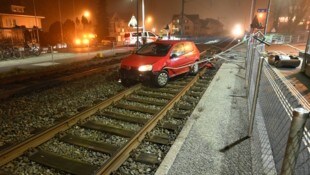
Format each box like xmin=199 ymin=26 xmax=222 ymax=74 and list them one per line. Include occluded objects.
xmin=121 ymin=54 xmax=166 ymax=67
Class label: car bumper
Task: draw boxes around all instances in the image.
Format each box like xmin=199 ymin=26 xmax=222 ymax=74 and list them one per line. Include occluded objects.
xmin=119 ymin=68 xmax=157 ymax=82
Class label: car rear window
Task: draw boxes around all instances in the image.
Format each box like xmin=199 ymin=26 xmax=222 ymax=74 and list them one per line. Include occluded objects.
xmin=136 ymin=43 xmax=171 ymax=56
xmin=132 ymin=33 xmax=142 ymax=37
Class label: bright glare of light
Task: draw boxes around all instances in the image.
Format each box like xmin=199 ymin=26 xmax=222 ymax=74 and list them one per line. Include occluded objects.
xmin=82 ymin=38 xmax=90 ymax=45
xmin=138 ymin=65 xmax=153 ymax=72
xmin=152 ymin=27 xmax=156 ymax=33
xmin=232 ymin=24 xmax=243 ymax=37
xmin=75 ymin=38 xmax=81 ymax=45
xmin=84 ymin=11 xmax=90 ymax=18
xmin=258 ymin=13 xmax=264 ymax=19
xmin=88 ymin=33 xmax=96 ymax=39
xmin=146 ymin=16 xmax=153 ymax=23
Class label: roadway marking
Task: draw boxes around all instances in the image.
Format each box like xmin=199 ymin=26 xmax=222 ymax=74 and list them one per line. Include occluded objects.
xmin=32 ymin=62 xmax=60 ymax=66
xmin=286 ymin=44 xmax=304 ymax=52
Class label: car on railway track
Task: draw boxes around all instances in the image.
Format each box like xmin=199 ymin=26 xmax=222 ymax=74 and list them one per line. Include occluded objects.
xmin=119 ymin=40 xmax=201 ymax=87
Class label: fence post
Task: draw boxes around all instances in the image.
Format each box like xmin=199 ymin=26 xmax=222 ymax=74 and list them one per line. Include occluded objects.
xmin=248 ymin=56 xmax=264 ymax=137
xmin=280 ymin=108 xmax=309 ymax=175
xmin=50 ymin=46 xmax=54 ymax=64
xmin=246 ymin=39 xmax=256 ymax=97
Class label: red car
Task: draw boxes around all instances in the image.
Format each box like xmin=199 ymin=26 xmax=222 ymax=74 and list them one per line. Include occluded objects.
xmin=119 ymin=40 xmax=201 ymax=87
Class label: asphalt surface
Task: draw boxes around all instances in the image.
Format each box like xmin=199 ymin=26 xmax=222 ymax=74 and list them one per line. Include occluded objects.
xmin=0 ymin=47 xmax=133 ymax=74
xmin=266 ymin=43 xmax=310 ymax=102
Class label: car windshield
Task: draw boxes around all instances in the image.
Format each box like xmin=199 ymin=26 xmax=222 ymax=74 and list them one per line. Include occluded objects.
xmin=136 ymin=43 xmax=171 ymax=56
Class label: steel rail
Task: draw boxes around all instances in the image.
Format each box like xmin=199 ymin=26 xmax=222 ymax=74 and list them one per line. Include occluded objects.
xmin=96 ymin=68 xmax=207 ymax=175
xmin=0 ymin=84 xmax=141 ymax=166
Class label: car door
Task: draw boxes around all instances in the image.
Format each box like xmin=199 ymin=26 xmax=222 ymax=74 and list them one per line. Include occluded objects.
xmin=183 ymin=42 xmax=197 ymax=63
xmin=166 ymin=42 xmax=190 ymax=76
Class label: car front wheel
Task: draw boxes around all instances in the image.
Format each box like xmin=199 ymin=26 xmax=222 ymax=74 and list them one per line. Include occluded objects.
xmin=154 ymin=70 xmax=169 ymax=87
xmin=190 ymin=61 xmax=199 ymax=75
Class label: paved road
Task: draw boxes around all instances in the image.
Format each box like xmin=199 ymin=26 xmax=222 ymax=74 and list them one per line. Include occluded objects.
xmin=0 ymin=47 xmax=133 ymax=74
xmin=267 ymin=43 xmax=306 ymax=56
xmin=266 ymin=43 xmax=310 ymax=102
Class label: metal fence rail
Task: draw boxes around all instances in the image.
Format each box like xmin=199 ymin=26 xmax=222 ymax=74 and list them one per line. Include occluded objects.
xmin=266 ymin=33 xmax=308 ymax=44
xmin=245 ymin=32 xmax=310 ymax=174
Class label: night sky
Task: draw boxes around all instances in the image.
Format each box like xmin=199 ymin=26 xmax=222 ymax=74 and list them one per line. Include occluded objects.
xmin=29 ymin=0 xmax=268 ymax=32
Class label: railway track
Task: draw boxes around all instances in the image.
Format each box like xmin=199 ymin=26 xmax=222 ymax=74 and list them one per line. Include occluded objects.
xmin=0 ymin=67 xmax=216 ymax=175
xmin=0 ymin=53 xmax=130 ymax=100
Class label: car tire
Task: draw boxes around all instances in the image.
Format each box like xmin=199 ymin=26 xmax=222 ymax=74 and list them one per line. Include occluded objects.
xmin=190 ymin=61 xmax=199 ymax=75
xmin=154 ymin=70 xmax=169 ymax=87
xmin=34 ymin=50 xmax=41 ymax=56
xmin=120 ymin=77 xmax=134 ymax=87
xmin=13 ymin=50 xmax=21 ymax=58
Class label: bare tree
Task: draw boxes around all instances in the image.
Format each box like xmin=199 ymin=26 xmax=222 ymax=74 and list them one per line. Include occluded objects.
xmin=271 ymin=0 xmax=284 ymax=32
xmin=271 ymin=0 xmax=309 ymax=34
xmin=287 ymin=0 xmax=310 ymax=34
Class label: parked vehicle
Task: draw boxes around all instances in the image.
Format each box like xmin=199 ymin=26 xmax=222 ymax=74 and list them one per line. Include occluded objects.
xmin=124 ymin=31 xmax=158 ymax=45
xmin=21 ymin=43 xmax=41 ymax=57
xmin=119 ymin=40 xmax=201 ymax=87
xmin=0 ymin=46 xmax=21 ymax=60
xmin=100 ymin=37 xmax=116 ymax=47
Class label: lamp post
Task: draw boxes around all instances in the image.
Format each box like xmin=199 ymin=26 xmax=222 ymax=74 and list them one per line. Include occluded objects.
xmin=58 ymin=0 xmax=64 ymax=45
xmin=181 ymin=0 xmax=184 ymax=39
xmin=263 ymin=0 xmax=271 ymax=35
xmin=249 ymin=0 xmax=256 ymax=32
xmin=32 ymin=0 xmax=40 ymax=43
xmin=73 ymin=0 xmax=77 ymax=39
xmin=142 ymin=0 xmax=145 ymax=34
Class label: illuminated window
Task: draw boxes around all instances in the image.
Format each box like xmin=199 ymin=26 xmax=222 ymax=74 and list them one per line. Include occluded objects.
xmin=11 ymin=5 xmax=25 ymax=13
xmin=279 ymin=17 xmax=288 ymax=23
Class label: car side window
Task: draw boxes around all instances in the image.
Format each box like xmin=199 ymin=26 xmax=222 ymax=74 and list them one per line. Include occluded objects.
xmin=170 ymin=43 xmax=185 ymax=57
xmin=149 ymin=32 xmax=156 ymax=37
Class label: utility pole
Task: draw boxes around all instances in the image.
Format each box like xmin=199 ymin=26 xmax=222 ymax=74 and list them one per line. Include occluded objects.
xmin=73 ymin=0 xmax=77 ymax=39
xmin=142 ymin=0 xmax=146 ymax=44
xmin=136 ymin=0 xmax=139 ymax=48
xmin=58 ymin=0 xmax=64 ymax=44
xmin=264 ymin=0 xmax=271 ymax=35
xmin=32 ymin=0 xmax=40 ymax=43
xmin=249 ymin=0 xmax=256 ymax=31
xmin=181 ymin=0 xmax=184 ymax=39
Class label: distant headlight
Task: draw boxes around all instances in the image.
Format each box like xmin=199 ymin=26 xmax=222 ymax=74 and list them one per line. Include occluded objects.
xmin=138 ymin=65 xmax=153 ymax=72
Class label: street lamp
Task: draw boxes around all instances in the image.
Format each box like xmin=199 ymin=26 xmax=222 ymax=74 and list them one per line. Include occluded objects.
xmin=146 ymin=16 xmax=152 ymax=24
xmin=84 ymin=11 xmax=90 ymax=18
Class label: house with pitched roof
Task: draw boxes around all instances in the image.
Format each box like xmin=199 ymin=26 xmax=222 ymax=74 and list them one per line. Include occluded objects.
xmin=169 ymin=14 xmax=223 ymax=37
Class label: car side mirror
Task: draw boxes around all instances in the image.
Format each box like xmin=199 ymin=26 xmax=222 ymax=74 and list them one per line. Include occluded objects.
xmin=170 ymin=54 xmax=177 ymax=59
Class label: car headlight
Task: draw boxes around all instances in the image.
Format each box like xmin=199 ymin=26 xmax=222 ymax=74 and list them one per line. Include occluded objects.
xmin=138 ymin=65 xmax=153 ymax=72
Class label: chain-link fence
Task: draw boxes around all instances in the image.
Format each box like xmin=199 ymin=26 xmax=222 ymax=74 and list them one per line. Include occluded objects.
xmin=246 ymin=32 xmax=310 ymax=175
